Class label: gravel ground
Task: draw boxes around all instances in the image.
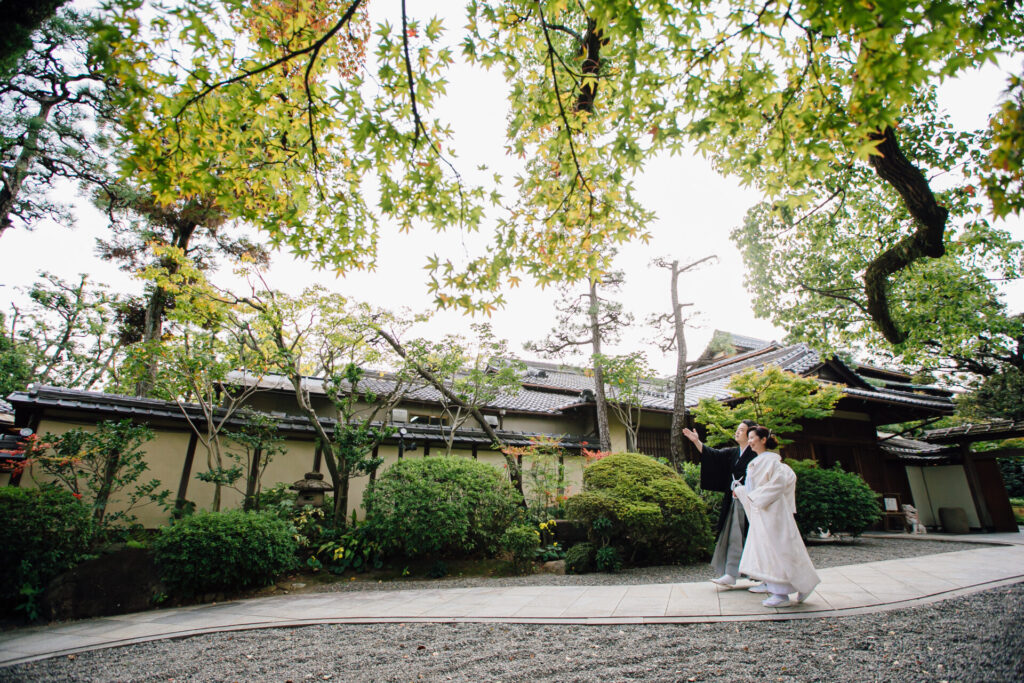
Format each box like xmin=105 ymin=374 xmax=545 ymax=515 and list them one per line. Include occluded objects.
xmin=4 ymin=537 xmax=1020 ymax=683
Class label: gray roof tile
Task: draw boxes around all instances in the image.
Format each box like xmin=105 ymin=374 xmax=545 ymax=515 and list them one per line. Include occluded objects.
xmin=8 ymin=385 xmax=591 ymax=449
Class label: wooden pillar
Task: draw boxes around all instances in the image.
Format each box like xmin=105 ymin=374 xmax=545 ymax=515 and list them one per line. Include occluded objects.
xmin=960 ymin=442 xmax=994 ymax=530
xmin=175 ymin=431 xmax=199 ymax=512
xmin=313 ymin=443 xmax=322 ymax=473
xmin=245 ymin=446 xmax=262 ymax=510
xmin=471 ymin=444 xmax=478 ymax=460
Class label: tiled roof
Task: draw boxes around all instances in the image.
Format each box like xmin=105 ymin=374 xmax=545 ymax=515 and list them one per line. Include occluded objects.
xmin=681 ymin=342 xmax=955 ymax=413
xmin=877 ymin=433 xmax=950 ymax=454
xmin=724 ymin=332 xmax=774 ymax=351
xmin=227 ymin=342 xmax=954 ymax=416
xmin=7 ymin=385 xmax=590 ymax=449
xmin=515 ymin=361 xmax=675 ymax=411
xmin=10 ymin=384 xmax=323 ymax=436
xmin=923 ymin=420 xmax=1024 ymax=444
xmin=875 ymin=433 xmax=961 ymax=465
xmin=684 ymin=344 xmax=822 ymax=407
xmin=842 ymin=386 xmax=956 ymax=412
xmin=225 ymin=370 xmax=576 ymax=416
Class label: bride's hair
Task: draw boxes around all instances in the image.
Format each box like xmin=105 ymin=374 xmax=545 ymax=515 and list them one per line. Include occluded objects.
xmin=750 ymin=426 xmax=777 ymax=449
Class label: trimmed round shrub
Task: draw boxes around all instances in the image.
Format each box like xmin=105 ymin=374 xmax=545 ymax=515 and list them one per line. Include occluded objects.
xmin=501 ymin=524 xmax=540 ymax=574
xmin=565 ymin=453 xmax=713 ymax=566
xmin=0 ymin=486 xmax=93 ymax=615
xmin=363 ymin=457 xmax=522 ymax=560
xmin=787 ymin=459 xmax=882 ymax=536
xmin=680 ymin=461 xmax=724 ymax=521
xmin=564 ymin=542 xmax=595 ymax=574
xmin=153 ymin=510 xmax=298 ymax=598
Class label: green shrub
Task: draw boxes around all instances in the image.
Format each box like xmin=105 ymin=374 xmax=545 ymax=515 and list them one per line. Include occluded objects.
xmin=0 ymin=486 xmax=93 ymax=617
xmin=363 ymin=457 xmax=522 ymax=561
xmin=680 ymin=461 xmax=725 ymax=521
xmin=595 ymin=546 xmax=623 ymax=573
xmin=502 ymin=524 xmax=540 ymax=574
xmin=152 ymin=510 xmax=298 ymax=597
xmin=564 ymin=542 xmax=595 ymax=574
xmin=1011 ymin=498 xmax=1024 ymax=525
xmin=787 ymin=459 xmax=882 ymax=536
xmin=999 ymin=458 xmax=1024 ymax=498
xmin=565 ymin=453 xmax=713 ymax=567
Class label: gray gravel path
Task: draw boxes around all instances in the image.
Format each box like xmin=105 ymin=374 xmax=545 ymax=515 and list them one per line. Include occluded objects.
xmin=3 ymin=537 xmax=1020 ymax=683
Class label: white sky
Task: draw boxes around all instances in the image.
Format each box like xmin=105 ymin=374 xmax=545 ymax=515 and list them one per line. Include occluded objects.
xmin=1 ymin=2 xmax=1021 ymax=377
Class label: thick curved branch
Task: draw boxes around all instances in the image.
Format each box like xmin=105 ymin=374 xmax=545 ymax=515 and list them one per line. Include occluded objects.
xmin=864 ymin=126 xmax=948 ymax=344
xmin=575 ymin=17 xmax=604 ymax=113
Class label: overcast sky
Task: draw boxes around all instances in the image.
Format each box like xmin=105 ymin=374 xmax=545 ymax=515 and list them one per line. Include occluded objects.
xmin=2 ymin=2 xmax=1021 ymax=377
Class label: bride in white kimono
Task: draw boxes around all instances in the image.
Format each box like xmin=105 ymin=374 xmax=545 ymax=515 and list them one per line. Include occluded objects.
xmin=733 ymin=426 xmax=820 ymax=608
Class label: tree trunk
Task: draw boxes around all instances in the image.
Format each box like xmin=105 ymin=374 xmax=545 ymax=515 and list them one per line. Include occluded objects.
xmin=589 ymin=281 xmax=612 ymax=452
xmin=0 ymin=99 xmax=55 ymax=238
xmin=244 ymin=447 xmax=262 ymax=511
xmin=864 ymin=126 xmax=949 ymax=345
xmin=134 ymin=222 xmax=197 ymax=397
xmin=668 ymin=261 xmax=688 ymax=470
xmin=624 ymin=423 xmax=637 ymax=452
xmin=94 ymin=448 xmax=121 ymax=529
xmin=134 ymin=286 xmax=168 ymax=397
xmin=335 ymin=458 xmax=351 ymax=526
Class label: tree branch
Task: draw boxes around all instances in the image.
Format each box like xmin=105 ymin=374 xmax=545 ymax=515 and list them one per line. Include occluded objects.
xmin=864 ymin=125 xmax=948 ymax=344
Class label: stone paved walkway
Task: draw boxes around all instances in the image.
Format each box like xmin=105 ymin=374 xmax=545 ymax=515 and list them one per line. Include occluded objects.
xmin=2 ymin=533 xmax=1022 ymax=667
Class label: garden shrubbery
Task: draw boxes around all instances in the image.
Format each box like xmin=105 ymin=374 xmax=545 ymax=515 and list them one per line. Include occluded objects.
xmin=565 ymin=452 xmax=713 ymax=568
xmin=152 ymin=510 xmax=297 ymax=597
xmin=564 ymin=542 xmax=595 ymax=574
xmin=680 ymin=460 xmax=724 ymax=522
xmin=0 ymin=486 xmax=93 ymax=617
xmin=362 ymin=457 xmax=522 ymax=561
xmin=501 ymin=523 xmax=540 ymax=574
xmin=787 ymin=459 xmax=882 ymax=536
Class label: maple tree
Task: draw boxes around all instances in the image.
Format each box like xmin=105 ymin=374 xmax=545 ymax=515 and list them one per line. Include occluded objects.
xmin=692 ymin=366 xmax=843 ymax=446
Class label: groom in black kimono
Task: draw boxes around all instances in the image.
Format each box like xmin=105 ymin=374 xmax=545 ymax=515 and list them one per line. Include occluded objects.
xmin=682 ymin=420 xmax=758 ymax=586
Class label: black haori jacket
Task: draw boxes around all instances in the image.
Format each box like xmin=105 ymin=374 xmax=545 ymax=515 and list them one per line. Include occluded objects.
xmin=700 ymin=444 xmax=757 ymax=533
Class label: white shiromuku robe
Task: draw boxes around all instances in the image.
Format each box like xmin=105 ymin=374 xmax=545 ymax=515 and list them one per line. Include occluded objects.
xmin=733 ymin=452 xmax=820 ymax=595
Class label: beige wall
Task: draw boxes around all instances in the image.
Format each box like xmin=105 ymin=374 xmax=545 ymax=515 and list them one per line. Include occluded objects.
xmin=605 ymin=410 xmax=672 ymax=453
xmin=15 ymin=417 xmax=589 ymax=528
xmin=501 ymin=414 xmax=581 ymax=434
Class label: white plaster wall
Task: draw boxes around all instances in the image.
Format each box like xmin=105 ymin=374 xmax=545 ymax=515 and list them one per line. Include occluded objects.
xmin=904 ymin=465 xmax=980 ymax=529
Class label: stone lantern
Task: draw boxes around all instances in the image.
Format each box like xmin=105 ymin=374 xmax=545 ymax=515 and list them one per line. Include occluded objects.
xmin=290 ymin=472 xmax=332 ymax=508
